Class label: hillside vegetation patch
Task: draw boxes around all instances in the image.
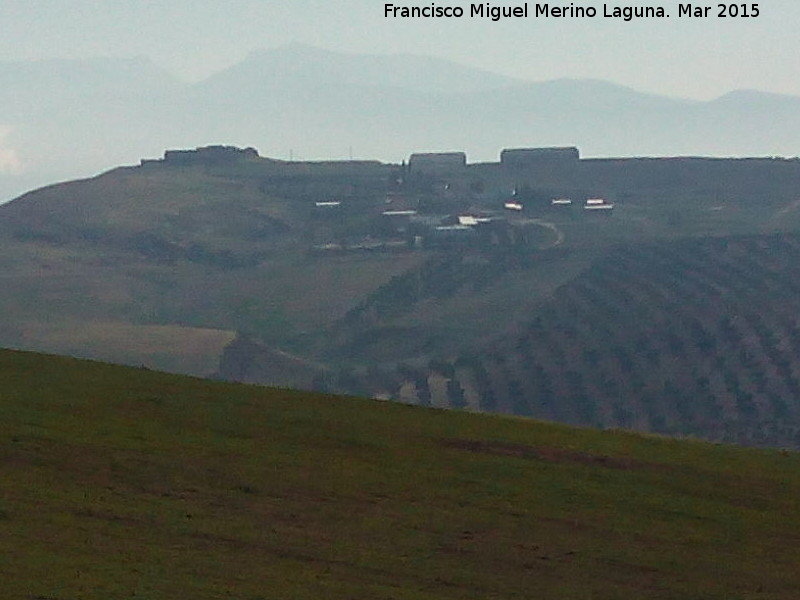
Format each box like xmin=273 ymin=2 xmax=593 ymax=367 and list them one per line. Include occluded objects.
xmin=1 ymin=350 xmax=799 ymax=598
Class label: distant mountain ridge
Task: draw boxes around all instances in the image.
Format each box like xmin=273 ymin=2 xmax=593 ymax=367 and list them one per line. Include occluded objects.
xmin=197 ymin=43 xmax=522 ymax=95
xmin=1 ymin=43 xmax=800 ymax=202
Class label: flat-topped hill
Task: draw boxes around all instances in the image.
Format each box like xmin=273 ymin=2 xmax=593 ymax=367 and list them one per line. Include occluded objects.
xmin=1 ymin=348 xmax=799 ymax=598
xmin=4 ymin=147 xmax=800 ymax=449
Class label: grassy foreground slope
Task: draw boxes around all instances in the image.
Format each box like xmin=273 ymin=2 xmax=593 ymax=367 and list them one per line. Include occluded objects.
xmin=1 ymin=349 xmax=800 ymax=599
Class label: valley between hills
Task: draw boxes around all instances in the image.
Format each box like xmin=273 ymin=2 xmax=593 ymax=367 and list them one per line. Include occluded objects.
xmin=3 ymin=144 xmax=800 ymax=448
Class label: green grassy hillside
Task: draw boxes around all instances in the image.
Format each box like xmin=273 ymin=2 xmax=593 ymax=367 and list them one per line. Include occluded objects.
xmin=1 ymin=349 xmax=799 ymax=599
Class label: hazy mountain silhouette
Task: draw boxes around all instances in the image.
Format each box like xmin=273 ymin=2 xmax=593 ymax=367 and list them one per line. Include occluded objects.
xmin=0 ymin=57 xmax=183 ymax=200
xmin=1 ymin=44 xmax=799 ymax=201
xmin=197 ymin=43 xmax=522 ymax=95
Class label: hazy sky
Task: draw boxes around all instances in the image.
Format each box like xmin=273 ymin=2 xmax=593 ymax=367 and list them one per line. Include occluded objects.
xmin=0 ymin=0 xmax=798 ymax=100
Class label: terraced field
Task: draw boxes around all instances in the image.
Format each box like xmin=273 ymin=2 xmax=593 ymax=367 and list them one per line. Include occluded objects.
xmin=356 ymin=234 xmax=800 ymax=448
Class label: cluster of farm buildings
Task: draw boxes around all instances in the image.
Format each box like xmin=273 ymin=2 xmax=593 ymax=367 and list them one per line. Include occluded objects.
xmin=139 ymin=144 xmax=616 ymax=252
xmin=310 ymin=146 xmax=614 ymax=253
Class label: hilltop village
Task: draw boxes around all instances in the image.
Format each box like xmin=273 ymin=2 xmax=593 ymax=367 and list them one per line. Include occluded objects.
xmin=307 ymin=147 xmax=617 ymax=254
xmin=142 ymin=144 xmax=617 ymax=254
xmin=139 ymin=143 xmax=800 ymax=256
